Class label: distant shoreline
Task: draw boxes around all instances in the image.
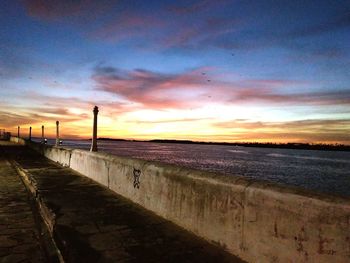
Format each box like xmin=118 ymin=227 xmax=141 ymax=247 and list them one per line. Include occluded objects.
xmin=96 ymin=138 xmax=350 ymax=152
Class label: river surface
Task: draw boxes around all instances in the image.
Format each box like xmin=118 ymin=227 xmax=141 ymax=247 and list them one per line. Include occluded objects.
xmin=36 ymin=139 xmax=350 ymax=197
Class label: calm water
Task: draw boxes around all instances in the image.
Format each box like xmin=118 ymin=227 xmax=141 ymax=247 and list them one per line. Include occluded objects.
xmin=36 ymin=139 xmax=350 ymax=197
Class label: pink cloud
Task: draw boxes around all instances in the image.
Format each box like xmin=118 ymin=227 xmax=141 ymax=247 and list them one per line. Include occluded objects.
xmin=161 ymin=17 xmax=240 ymax=49
xmin=92 ymin=66 xmax=215 ymax=109
xmin=167 ymin=0 xmax=232 ymax=15
xmin=20 ymin=1 xmax=250 ymax=52
xmin=92 ymin=65 xmax=350 ymax=109
xmin=229 ymin=88 xmax=350 ymax=105
xmin=23 ymin=0 xmax=115 ymax=20
xmin=90 ymin=12 xmax=164 ymax=42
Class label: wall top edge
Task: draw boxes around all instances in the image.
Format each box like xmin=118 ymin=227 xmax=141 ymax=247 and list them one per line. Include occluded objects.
xmin=23 ymin=138 xmax=350 ymax=205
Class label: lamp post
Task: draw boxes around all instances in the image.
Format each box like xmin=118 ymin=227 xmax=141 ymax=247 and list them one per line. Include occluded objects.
xmin=56 ymin=121 xmax=59 ymax=146
xmin=17 ymin=126 xmax=20 ymax=138
xmin=29 ymin=126 xmax=32 ymax=141
xmin=90 ymin=106 xmax=99 ymax=152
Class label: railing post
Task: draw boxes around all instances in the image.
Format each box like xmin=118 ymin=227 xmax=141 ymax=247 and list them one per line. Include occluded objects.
xmin=90 ymin=106 xmax=99 ymax=152
xmin=18 ymin=126 xmax=20 ymax=138
xmin=56 ymin=121 xmax=59 ymax=146
xmin=29 ymin=126 xmax=32 ymax=141
xmin=42 ymin=125 xmax=45 ymax=143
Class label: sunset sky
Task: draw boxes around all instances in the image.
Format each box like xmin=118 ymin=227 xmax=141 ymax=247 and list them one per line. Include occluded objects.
xmin=1 ymin=0 xmax=349 ymax=144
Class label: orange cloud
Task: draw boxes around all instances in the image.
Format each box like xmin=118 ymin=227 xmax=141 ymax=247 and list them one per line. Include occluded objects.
xmin=214 ymin=119 xmax=350 ymax=144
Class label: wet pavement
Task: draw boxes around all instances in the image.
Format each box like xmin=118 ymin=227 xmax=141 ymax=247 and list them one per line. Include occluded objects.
xmin=0 ymin=141 xmax=244 ymax=263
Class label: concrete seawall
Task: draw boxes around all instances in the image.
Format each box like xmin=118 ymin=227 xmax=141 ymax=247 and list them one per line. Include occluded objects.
xmin=11 ymin=137 xmax=350 ymax=263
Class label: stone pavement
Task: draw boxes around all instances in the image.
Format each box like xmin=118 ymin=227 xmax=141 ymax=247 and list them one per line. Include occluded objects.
xmin=0 ymin=141 xmax=245 ymax=263
xmin=0 ymin=143 xmax=46 ymax=263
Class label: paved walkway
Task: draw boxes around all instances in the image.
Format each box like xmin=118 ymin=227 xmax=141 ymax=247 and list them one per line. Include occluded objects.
xmin=0 ymin=141 xmax=244 ymax=263
xmin=0 ymin=142 xmax=46 ymax=263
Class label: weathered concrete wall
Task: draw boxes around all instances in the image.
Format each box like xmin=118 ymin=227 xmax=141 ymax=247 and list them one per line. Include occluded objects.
xmin=13 ymin=137 xmax=350 ymax=263
xmin=42 ymin=146 xmax=72 ymax=167
xmin=70 ymin=150 xmax=110 ymax=186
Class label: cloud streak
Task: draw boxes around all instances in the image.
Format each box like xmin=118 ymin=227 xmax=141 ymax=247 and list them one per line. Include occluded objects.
xmin=93 ymin=65 xmax=350 ymax=109
xmin=92 ymin=65 xmax=214 ymax=109
xmin=23 ymin=0 xmax=116 ymax=20
xmin=167 ymin=0 xmax=231 ymax=15
xmin=214 ymin=118 xmax=350 ymax=144
xmin=287 ymin=13 xmax=350 ymax=38
xmin=21 ymin=0 xmax=350 ymax=56
xmin=0 ymin=108 xmax=88 ymax=127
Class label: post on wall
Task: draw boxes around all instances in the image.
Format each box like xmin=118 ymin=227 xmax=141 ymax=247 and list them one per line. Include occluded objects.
xmin=56 ymin=121 xmax=59 ymax=146
xmin=90 ymin=106 xmax=99 ymax=152
xmin=41 ymin=125 xmax=45 ymax=143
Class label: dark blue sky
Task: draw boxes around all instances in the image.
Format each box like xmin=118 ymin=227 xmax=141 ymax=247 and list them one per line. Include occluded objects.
xmin=1 ymin=0 xmax=349 ymax=143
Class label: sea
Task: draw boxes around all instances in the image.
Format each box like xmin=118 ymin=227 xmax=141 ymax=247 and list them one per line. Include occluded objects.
xmin=34 ymin=139 xmax=350 ymax=198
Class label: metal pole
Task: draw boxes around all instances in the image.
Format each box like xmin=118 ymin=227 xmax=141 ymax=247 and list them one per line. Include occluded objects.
xmin=56 ymin=121 xmax=59 ymax=146
xmin=17 ymin=126 xmax=20 ymax=138
xmin=42 ymin=125 xmax=44 ymax=143
xmin=90 ymin=106 xmax=99 ymax=152
xmin=29 ymin=127 xmax=32 ymax=141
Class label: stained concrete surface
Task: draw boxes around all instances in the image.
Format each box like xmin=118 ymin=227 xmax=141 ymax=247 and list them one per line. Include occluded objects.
xmin=0 ymin=142 xmax=46 ymax=263
xmin=0 ymin=141 xmax=244 ymax=263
